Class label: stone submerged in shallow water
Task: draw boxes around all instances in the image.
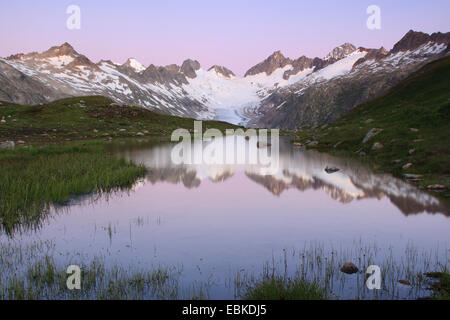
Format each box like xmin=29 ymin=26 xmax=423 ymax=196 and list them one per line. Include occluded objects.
xmin=403 ymin=174 xmax=423 ymax=180
xmin=427 ymin=184 xmax=446 ymax=190
xmin=325 ymin=166 xmax=340 ymax=174
xmin=340 ymin=262 xmax=359 ymax=274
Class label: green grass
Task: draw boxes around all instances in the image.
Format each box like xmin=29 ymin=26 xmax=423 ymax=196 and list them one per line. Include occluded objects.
xmin=0 ymin=96 xmax=240 ymax=233
xmin=425 ymin=272 xmax=450 ymax=300
xmin=0 ymin=141 xmax=146 ymax=234
xmin=290 ymin=55 xmax=450 ymax=198
xmin=244 ymin=276 xmax=328 ymax=300
xmin=0 ymin=95 xmax=240 ymax=144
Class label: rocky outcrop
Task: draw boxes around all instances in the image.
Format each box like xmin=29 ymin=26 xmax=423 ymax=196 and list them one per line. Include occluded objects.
xmin=180 ymin=59 xmax=201 ymax=78
xmin=244 ymin=51 xmax=292 ymax=76
xmin=324 ymin=43 xmax=356 ymax=60
xmin=391 ymin=30 xmax=450 ymax=54
xmin=353 ymin=47 xmax=388 ymax=68
xmin=208 ymin=65 xmax=235 ymax=78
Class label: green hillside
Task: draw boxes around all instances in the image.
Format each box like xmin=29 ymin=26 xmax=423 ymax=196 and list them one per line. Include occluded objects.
xmin=0 ymin=96 xmax=239 ymax=144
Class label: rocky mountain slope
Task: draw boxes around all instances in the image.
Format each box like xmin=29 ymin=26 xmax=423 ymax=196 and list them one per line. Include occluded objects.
xmin=289 ymin=55 xmax=450 ymax=201
xmin=0 ymin=30 xmax=448 ymax=128
xmin=252 ymin=31 xmax=450 ymax=129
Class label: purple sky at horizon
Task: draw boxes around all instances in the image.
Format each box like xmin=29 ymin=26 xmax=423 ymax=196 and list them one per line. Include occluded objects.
xmin=0 ymin=0 xmax=449 ymax=76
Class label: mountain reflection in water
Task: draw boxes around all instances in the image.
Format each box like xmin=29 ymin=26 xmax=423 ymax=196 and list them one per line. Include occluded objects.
xmin=112 ymin=136 xmax=448 ymax=217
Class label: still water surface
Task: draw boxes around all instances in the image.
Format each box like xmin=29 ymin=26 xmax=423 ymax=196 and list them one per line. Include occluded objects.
xmin=2 ymin=137 xmax=449 ymax=298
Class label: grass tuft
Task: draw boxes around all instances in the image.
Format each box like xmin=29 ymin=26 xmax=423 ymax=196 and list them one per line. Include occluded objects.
xmin=245 ymin=276 xmax=328 ymax=300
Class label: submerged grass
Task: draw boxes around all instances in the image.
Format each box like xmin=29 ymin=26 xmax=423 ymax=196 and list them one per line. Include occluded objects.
xmin=0 ymin=141 xmax=146 ymax=234
xmin=2 ymin=256 xmax=181 ymax=300
xmin=425 ymin=271 xmax=450 ymax=300
xmin=0 ymin=240 xmax=447 ymax=300
xmin=244 ymin=276 xmax=327 ymax=300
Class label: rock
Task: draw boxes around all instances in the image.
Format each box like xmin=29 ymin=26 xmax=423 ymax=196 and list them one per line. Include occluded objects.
xmin=136 ymin=132 xmax=144 ymax=136
xmin=325 ymin=166 xmax=340 ymax=174
xmin=403 ymin=174 xmax=423 ymax=180
xmin=399 ymin=280 xmax=411 ymax=285
xmin=16 ymin=140 xmax=25 ymax=145
xmin=93 ymin=129 xmax=99 ymax=133
xmin=0 ymin=141 xmax=15 ymax=149
xmin=362 ymin=128 xmax=383 ymax=143
xmin=257 ymin=141 xmax=271 ymax=148
xmin=410 ymin=128 xmax=419 ymax=132
xmin=333 ymin=141 xmax=342 ymax=149
xmin=392 ymin=159 xmax=402 ymax=164
xmin=143 ymin=130 xmax=149 ymax=134
xmin=245 ymin=136 xmax=250 ymax=141
xmin=0 ymin=119 xmax=5 ymax=124
xmin=427 ymin=185 xmax=446 ymax=190
xmin=409 ymin=148 xmax=416 ymax=155
xmin=119 ymin=129 xmax=126 ymax=132
xmin=364 ymin=119 xmax=374 ymax=124
xmin=340 ymin=262 xmax=359 ymax=274
xmin=402 ymin=163 xmax=413 ymax=170
xmin=371 ymin=142 xmax=384 ymax=150
xmin=307 ymin=140 xmax=319 ymax=146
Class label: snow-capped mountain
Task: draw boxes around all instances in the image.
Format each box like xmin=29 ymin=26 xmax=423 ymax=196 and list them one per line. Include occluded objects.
xmin=0 ymin=30 xmax=448 ymax=128
xmin=253 ymin=31 xmax=450 ymax=129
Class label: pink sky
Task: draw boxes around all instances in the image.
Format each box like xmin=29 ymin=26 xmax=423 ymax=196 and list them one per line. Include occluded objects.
xmin=0 ymin=0 xmax=449 ymax=75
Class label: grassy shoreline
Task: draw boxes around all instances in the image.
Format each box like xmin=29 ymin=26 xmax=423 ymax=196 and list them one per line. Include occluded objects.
xmin=0 ymin=141 xmax=147 ymax=234
xmin=0 ymin=96 xmax=241 ymax=233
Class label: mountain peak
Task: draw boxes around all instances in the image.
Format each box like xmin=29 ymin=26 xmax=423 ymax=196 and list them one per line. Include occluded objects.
xmin=391 ymin=30 xmax=450 ymax=54
xmin=208 ymin=65 xmax=235 ymax=78
xmin=245 ymin=50 xmax=292 ymax=77
xmin=324 ymin=43 xmax=357 ymax=61
xmin=122 ymin=58 xmax=146 ymax=72
xmin=42 ymin=42 xmax=79 ymax=58
xmin=391 ymin=30 xmax=429 ymax=53
xmin=181 ymin=59 xmax=201 ymax=78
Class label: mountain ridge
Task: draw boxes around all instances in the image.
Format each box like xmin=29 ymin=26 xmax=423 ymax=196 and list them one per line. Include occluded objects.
xmin=0 ymin=30 xmax=448 ymax=127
